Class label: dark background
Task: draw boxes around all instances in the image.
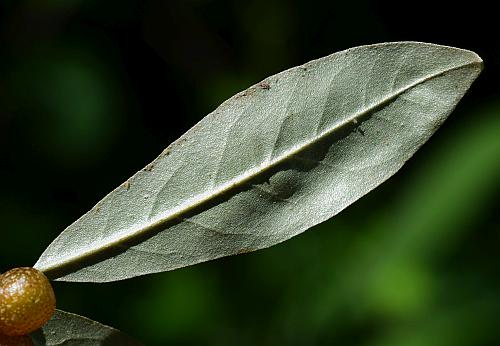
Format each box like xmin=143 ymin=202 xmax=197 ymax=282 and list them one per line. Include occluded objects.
xmin=1 ymin=1 xmax=499 ymax=345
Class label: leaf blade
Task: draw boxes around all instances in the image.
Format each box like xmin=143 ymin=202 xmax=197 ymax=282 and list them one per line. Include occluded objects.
xmin=34 ymin=42 xmax=482 ymax=282
xmin=31 ymin=310 xmax=142 ymax=346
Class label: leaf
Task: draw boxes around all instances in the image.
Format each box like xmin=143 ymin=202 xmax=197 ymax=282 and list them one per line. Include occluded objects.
xmin=31 ymin=310 xmax=142 ymax=345
xmin=34 ymin=42 xmax=482 ymax=282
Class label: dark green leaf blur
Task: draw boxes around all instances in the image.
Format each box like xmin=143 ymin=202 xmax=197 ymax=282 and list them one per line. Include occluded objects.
xmin=1 ymin=1 xmax=498 ymax=345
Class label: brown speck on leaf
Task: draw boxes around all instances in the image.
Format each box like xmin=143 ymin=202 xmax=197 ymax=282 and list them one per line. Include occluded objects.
xmin=143 ymin=164 xmax=154 ymax=172
xmin=258 ymin=82 xmax=270 ymax=90
xmin=123 ymin=181 xmax=131 ymax=190
xmin=236 ymin=91 xmax=248 ymax=98
xmin=237 ymin=247 xmax=255 ymax=255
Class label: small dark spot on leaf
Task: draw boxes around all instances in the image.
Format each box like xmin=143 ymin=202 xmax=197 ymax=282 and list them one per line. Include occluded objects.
xmin=143 ymin=164 xmax=154 ymax=172
xmin=258 ymin=82 xmax=270 ymax=90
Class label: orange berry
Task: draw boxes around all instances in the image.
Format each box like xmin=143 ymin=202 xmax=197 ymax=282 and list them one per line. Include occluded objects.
xmin=0 ymin=268 xmax=56 ymax=336
xmin=0 ymin=333 xmax=34 ymax=346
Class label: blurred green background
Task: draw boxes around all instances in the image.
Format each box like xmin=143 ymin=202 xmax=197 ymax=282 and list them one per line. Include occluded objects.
xmin=1 ymin=1 xmax=499 ymax=345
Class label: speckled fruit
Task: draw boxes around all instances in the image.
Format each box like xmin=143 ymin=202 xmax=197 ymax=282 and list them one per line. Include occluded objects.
xmin=0 ymin=268 xmax=56 ymax=336
xmin=0 ymin=333 xmax=34 ymax=346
